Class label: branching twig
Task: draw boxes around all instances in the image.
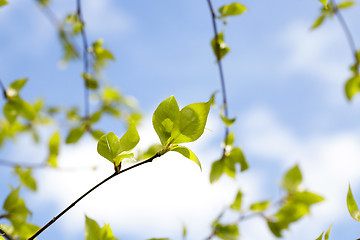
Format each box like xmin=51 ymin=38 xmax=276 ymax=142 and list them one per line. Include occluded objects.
xmin=26 ymin=153 xmax=161 ymax=240
xmin=206 ymin=0 xmax=230 ymax=154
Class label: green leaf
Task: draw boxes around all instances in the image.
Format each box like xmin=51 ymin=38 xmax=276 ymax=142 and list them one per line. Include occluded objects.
xmin=171 ymin=145 xmax=201 ymax=170
xmin=6 ymin=78 xmax=27 ymax=98
xmin=66 ymin=125 xmax=86 ymax=144
xmin=85 ymin=216 xmax=101 ymax=240
xmin=3 ymin=101 xmax=18 ymax=123
xmin=218 ymin=2 xmax=247 ymax=17
xmin=0 ymin=0 xmax=8 ymax=7
xmin=338 ymin=1 xmax=355 ymax=8
xmin=3 ymin=188 xmax=20 ymax=211
xmin=210 ymin=159 xmax=225 ymax=184
xmin=225 ymin=132 xmax=235 ymax=147
xmin=318 ymin=0 xmax=328 ymax=8
xmin=347 ymin=184 xmax=360 ymax=222
xmin=97 ymin=132 xmax=120 ymax=162
xmin=311 ymin=15 xmax=326 ymax=29
xmin=220 ymin=115 xmax=236 ymax=127
xmin=65 ymin=14 xmax=84 ymax=34
xmin=324 ymin=225 xmax=332 ymax=240
xmin=82 ymin=73 xmax=98 ymax=90
xmin=315 ymin=232 xmax=324 ymax=240
xmin=91 ymin=130 xmax=105 ymax=140
xmin=18 ymin=100 xmax=36 ymax=121
xmin=292 ymin=191 xmax=324 ymax=206
xmin=345 ymin=75 xmax=360 ymax=100
xmin=16 ymin=222 xmax=40 ymax=239
xmin=214 ymin=223 xmax=239 ymax=240
xmin=211 ymin=32 xmax=230 ymax=61
xmin=229 ymin=147 xmax=248 ymax=171
xmin=138 ymin=144 xmax=162 ymax=159
xmin=90 ymin=111 xmax=102 ymax=123
xmin=113 ymin=153 xmax=135 ymax=166
xmin=281 ymin=165 xmax=302 ymax=192
xmin=276 ymin=201 xmax=309 ymax=223
xmin=14 ymin=167 xmax=37 ymax=191
xmin=47 ymin=131 xmax=60 ymax=167
xmin=230 ymin=190 xmax=243 ymax=211
xmin=119 ymin=124 xmax=140 ymax=152
xmin=152 ymin=96 xmax=179 ymax=145
xmin=171 ymin=100 xmax=211 ymax=144
xmin=267 ymin=221 xmax=283 ymax=238
xmin=249 ymin=200 xmax=270 ymax=212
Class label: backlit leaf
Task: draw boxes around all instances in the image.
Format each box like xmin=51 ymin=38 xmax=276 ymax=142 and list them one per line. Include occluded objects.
xmin=171 ymin=145 xmax=201 ymax=170
xmin=338 ymin=1 xmax=355 ymax=8
xmin=85 ymin=216 xmax=101 ymax=240
xmin=325 ymin=225 xmax=332 ymax=240
xmin=281 ymin=165 xmax=302 ymax=192
xmin=171 ymin=100 xmax=211 ymax=144
xmin=347 ymin=184 xmax=360 ymax=222
xmin=318 ymin=0 xmax=328 ymax=8
xmin=214 ymin=223 xmax=239 ymax=240
xmin=220 ymin=115 xmax=236 ymax=127
xmin=311 ymin=15 xmax=326 ymax=29
xmin=7 ymin=78 xmax=27 ymax=98
xmin=152 ymin=96 xmax=179 ymax=145
xmin=82 ymin=73 xmax=98 ymax=90
xmin=250 ymin=200 xmax=270 ymax=212
xmin=345 ymin=75 xmax=360 ymax=100
xmin=119 ymin=124 xmax=140 ymax=152
xmin=218 ymin=2 xmax=247 ymax=17
xmin=97 ymin=132 xmax=120 ymax=162
xmin=230 ymin=190 xmax=243 ymax=211
xmin=14 ymin=167 xmax=37 ymax=191
xmin=66 ymin=125 xmax=86 ymax=144
xmin=211 ymin=32 xmax=230 ymax=61
xmin=315 ymin=232 xmax=324 ymax=240
xmin=210 ymin=159 xmax=225 ymax=184
xmin=0 ymin=0 xmax=8 ymax=7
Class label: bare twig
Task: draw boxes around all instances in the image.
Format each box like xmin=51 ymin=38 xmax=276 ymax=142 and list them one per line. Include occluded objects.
xmin=27 ymin=153 xmax=161 ymax=240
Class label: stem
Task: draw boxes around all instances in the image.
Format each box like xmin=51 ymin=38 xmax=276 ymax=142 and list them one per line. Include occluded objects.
xmin=206 ymin=0 xmax=230 ymax=152
xmin=76 ymin=0 xmax=91 ymax=119
xmin=0 ymin=228 xmax=14 ymax=240
xmin=27 ymin=153 xmax=161 ymax=240
xmin=332 ymin=0 xmax=359 ymax=73
xmin=0 ymin=78 xmax=7 ymax=99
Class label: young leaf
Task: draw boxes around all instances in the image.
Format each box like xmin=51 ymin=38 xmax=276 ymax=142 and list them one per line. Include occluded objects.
xmin=210 ymin=159 xmax=225 ymax=184
xmin=324 ymin=225 xmax=332 ymax=240
xmin=211 ymin=32 xmax=230 ymax=61
xmin=0 ymin=0 xmax=8 ymax=7
xmin=345 ymin=75 xmax=360 ymax=100
xmin=171 ymin=100 xmax=211 ymax=144
xmin=281 ymin=165 xmax=302 ymax=192
xmin=220 ymin=115 xmax=236 ymax=127
xmin=97 ymin=132 xmax=120 ymax=162
xmin=347 ymin=184 xmax=360 ymax=222
xmin=66 ymin=125 xmax=86 ymax=144
xmin=229 ymin=147 xmax=248 ymax=171
xmin=113 ymin=153 xmax=135 ymax=166
xmin=230 ymin=190 xmax=243 ymax=211
xmin=171 ymin=145 xmax=201 ymax=170
xmin=14 ymin=167 xmax=37 ymax=191
xmin=18 ymin=100 xmax=36 ymax=121
xmin=91 ymin=129 xmax=105 ymax=140
xmin=7 ymin=78 xmax=27 ymax=98
xmin=119 ymin=124 xmax=140 ymax=152
xmin=318 ymin=0 xmax=328 ymax=8
xmin=85 ymin=215 xmax=101 ymax=240
xmin=218 ymin=2 xmax=247 ymax=17
xmin=315 ymin=231 xmax=324 ymax=240
xmin=152 ymin=96 xmax=179 ymax=145
xmin=214 ymin=223 xmax=239 ymax=240
xmin=3 ymin=101 xmax=18 ymax=123
xmin=338 ymin=1 xmax=355 ymax=8
xmin=82 ymin=73 xmax=98 ymax=90
xmin=311 ymin=15 xmax=326 ymax=29
xmin=249 ymin=200 xmax=270 ymax=212
xmin=47 ymin=131 xmax=60 ymax=167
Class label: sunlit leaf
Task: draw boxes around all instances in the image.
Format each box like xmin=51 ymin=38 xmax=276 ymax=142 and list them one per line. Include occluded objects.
xmin=171 ymin=145 xmax=201 ymax=170
xmin=218 ymin=2 xmax=247 ymax=17
xmin=66 ymin=125 xmax=86 ymax=144
xmin=311 ymin=15 xmax=326 ymax=29
xmin=220 ymin=115 xmax=236 ymax=127
xmin=113 ymin=153 xmax=135 ymax=166
xmin=0 ymin=0 xmax=8 ymax=7
xmin=214 ymin=223 xmax=239 ymax=240
xmin=347 ymin=184 xmax=360 ymax=222
xmin=97 ymin=132 xmax=120 ymax=162
xmin=250 ymin=200 xmax=270 ymax=212
xmin=324 ymin=225 xmax=332 ymax=240
xmin=210 ymin=159 xmax=224 ymax=184
xmin=90 ymin=111 xmax=102 ymax=123
xmin=230 ymin=190 xmax=243 ymax=211
xmin=47 ymin=131 xmax=60 ymax=167
xmin=119 ymin=124 xmax=140 ymax=153
xmin=211 ymin=32 xmax=230 ymax=60
xmin=338 ymin=1 xmax=355 ymax=8
xmin=281 ymin=165 xmax=302 ymax=192
xmin=292 ymin=191 xmax=324 ymax=206
xmin=345 ymin=75 xmax=360 ymax=100
xmin=315 ymin=232 xmax=324 ymax=240
xmin=7 ymin=78 xmax=27 ymax=98
xmin=14 ymin=167 xmax=37 ymax=191
xmin=318 ymin=0 xmax=328 ymax=8
xmin=82 ymin=73 xmax=98 ymax=90
xmin=85 ymin=216 xmax=101 ymax=240
xmin=3 ymin=101 xmax=18 ymax=123
xmin=91 ymin=130 xmax=105 ymax=140
xmin=171 ymin=99 xmax=211 ymax=144
xmin=152 ymin=96 xmax=179 ymax=145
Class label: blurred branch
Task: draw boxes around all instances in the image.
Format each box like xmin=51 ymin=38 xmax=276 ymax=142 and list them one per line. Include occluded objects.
xmin=0 ymin=78 xmax=7 ymax=99
xmin=0 ymin=228 xmax=14 ymax=240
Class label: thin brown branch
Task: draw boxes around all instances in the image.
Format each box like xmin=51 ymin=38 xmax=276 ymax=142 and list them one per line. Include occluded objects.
xmin=0 ymin=78 xmax=6 ymax=99
xmin=206 ymin=0 xmax=230 ymax=154
xmin=27 ymin=153 xmax=161 ymax=240
xmin=0 ymin=228 xmax=14 ymax=240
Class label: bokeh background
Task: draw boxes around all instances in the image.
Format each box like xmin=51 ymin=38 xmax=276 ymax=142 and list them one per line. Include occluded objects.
xmin=1 ymin=0 xmax=360 ymax=239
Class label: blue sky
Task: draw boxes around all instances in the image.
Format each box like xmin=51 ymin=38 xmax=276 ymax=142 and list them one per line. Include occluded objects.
xmin=1 ymin=0 xmax=360 ymax=239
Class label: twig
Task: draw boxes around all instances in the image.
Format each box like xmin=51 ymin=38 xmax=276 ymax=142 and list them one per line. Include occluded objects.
xmin=27 ymin=153 xmax=161 ymax=240
xmin=206 ymin=0 xmax=230 ymax=154
xmin=0 ymin=228 xmax=14 ymax=240
xmin=76 ymin=0 xmax=91 ymax=119
xmin=0 ymin=78 xmax=7 ymax=99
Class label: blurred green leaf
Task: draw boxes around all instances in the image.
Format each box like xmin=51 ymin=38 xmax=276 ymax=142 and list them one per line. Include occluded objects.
xmin=210 ymin=159 xmax=224 ymax=184
xmin=85 ymin=216 xmax=118 ymax=240
xmin=345 ymin=75 xmax=360 ymax=100
xmin=59 ymin=28 xmax=79 ymax=64
xmin=171 ymin=145 xmax=201 ymax=170
xmin=324 ymin=225 xmax=332 ymax=240
xmin=171 ymin=99 xmax=211 ymax=144
xmin=267 ymin=220 xmax=283 ymax=238
xmin=318 ymin=0 xmax=328 ymax=8
xmin=214 ymin=223 xmax=239 ymax=240
xmin=14 ymin=167 xmax=37 ymax=191
xmin=113 ymin=153 xmax=135 ymax=166
xmin=292 ymin=191 xmax=324 ymax=206
xmin=65 ymin=14 xmax=84 ymax=34
xmin=91 ymin=130 xmax=105 ymax=140
xmin=338 ymin=1 xmax=355 ymax=8
xmin=3 ymin=188 xmax=30 ymax=228
xmin=230 ymin=190 xmax=243 ymax=211
xmin=119 ymin=124 xmax=140 ymax=152
xmin=66 ymin=125 xmax=86 ymax=144
xmin=347 ymin=184 xmax=360 ymax=222
xmin=97 ymin=132 xmax=120 ymax=162
xmin=152 ymin=96 xmax=179 ymax=145
xmin=6 ymin=78 xmax=27 ymax=98
xmin=229 ymin=147 xmax=248 ymax=171
xmin=225 ymin=132 xmax=235 ymax=147
xmin=0 ymin=0 xmax=8 ymax=7
xmin=138 ymin=144 xmax=162 ymax=159
xmin=18 ymin=100 xmax=36 ymax=121
xmin=281 ymin=165 xmax=302 ymax=192
xmin=211 ymin=32 xmax=230 ymax=60
xmin=82 ymin=73 xmax=98 ymax=90
xmin=47 ymin=131 xmax=60 ymax=167
xmin=250 ymin=200 xmax=270 ymax=212
xmin=4 ymin=101 xmax=18 ymax=123
xmin=92 ymin=39 xmax=115 ymax=73
xmin=90 ymin=111 xmax=102 ymax=123
xmin=315 ymin=232 xmax=324 ymax=240
xmin=220 ymin=115 xmax=236 ymax=127
xmin=218 ymin=2 xmax=247 ymax=17
xmin=311 ymin=15 xmax=326 ymax=29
